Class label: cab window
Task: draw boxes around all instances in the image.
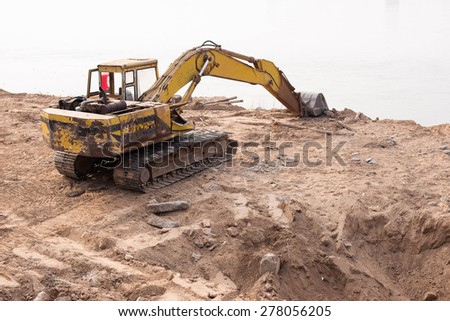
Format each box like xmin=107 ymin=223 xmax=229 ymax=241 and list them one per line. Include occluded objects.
xmin=137 ymin=68 xmax=157 ymax=98
xmin=125 ymin=85 xmax=135 ymax=100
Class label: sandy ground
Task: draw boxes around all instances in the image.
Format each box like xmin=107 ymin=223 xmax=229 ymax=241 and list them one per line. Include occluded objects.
xmin=0 ymin=89 xmax=449 ymax=301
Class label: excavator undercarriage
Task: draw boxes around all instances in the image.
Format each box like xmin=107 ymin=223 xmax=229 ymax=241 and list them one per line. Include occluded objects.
xmin=53 ymin=130 xmax=237 ymax=192
xmin=41 ymin=41 xmax=328 ymax=191
xmin=113 ymin=130 xmax=237 ymax=191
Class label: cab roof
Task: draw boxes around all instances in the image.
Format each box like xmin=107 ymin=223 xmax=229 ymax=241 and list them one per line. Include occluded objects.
xmin=98 ymin=58 xmax=158 ymax=72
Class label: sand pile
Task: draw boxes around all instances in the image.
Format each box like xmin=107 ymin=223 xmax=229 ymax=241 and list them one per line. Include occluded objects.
xmin=0 ymin=90 xmax=448 ymax=300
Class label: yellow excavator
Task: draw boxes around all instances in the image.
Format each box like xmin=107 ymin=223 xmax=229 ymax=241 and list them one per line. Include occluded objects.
xmin=40 ymin=41 xmax=328 ymax=191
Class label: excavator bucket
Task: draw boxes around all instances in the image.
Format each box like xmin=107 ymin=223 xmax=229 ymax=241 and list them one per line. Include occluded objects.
xmin=301 ymin=92 xmax=329 ymax=117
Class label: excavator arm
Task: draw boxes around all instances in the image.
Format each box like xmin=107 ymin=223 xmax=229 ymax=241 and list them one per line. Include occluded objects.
xmin=139 ymin=41 xmax=307 ymax=116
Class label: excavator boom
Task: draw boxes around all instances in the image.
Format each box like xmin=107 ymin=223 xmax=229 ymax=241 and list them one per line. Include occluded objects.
xmin=140 ymin=41 xmax=306 ymax=116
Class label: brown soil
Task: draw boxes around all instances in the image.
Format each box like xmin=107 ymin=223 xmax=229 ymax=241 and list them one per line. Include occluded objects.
xmin=0 ymin=88 xmax=448 ymax=301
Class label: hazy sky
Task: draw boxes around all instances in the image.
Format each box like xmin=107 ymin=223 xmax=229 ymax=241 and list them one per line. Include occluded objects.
xmin=1 ymin=0 xmax=449 ymax=125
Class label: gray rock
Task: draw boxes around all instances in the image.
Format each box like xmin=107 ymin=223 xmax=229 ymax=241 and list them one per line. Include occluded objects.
xmin=423 ymin=292 xmax=438 ymax=301
xmin=227 ymin=227 xmax=239 ymax=237
xmin=98 ymin=237 xmax=115 ymax=250
xmin=202 ymin=228 xmax=214 ymax=236
xmin=129 ymin=285 xmax=167 ymax=300
xmin=125 ymin=254 xmax=134 ymax=261
xmin=326 ymin=222 xmax=338 ymax=232
xmin=277 ymin=195 xmax=290 ymax=202
xmin=260 ymin=253 xmax=280 ymax=275
xmin=438 ymin=145 xmax=448 ymax=150
xmin=66 ymin=189 xmax=85 ymax=197
xmin=342 ymin=239 xmax=352 ymax=248
xmin=202 ymin=219 xmax=211 ymax=228
xmin=324 ymin=110 xmax=336 ymax=118
xmin=443 ymin=149 xmax=450 ymax=155
xmin=191 ymin=252 xmax=202 ymax=262
xmin=194 ymin=240 xmax=204 ymax=248
xmin=351 ymin=157 xmax=361 ymax=162
xmin=34 ymin=291 xmax=51 ymax=301
xmin=384 ymin=138 xmax=397 ymax=147
xmin=208 ymin=184 xmax=221 ymax=191
xmin=147 ymin=217 xmax=180 ymax=229
xmin=147 ymin=201 xmax=190 ymax=214
xmin=87 ymin=184 xmax=107 ymax=192
xmin=320 ymin=235 xmax=331 ymax=247
xmin=366 ymin=157 xmax=377 ymax=165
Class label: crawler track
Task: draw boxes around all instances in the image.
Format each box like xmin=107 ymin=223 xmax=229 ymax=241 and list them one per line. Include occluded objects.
xmin=54 ymin=152 xmax=101 ymax=179
xmin=54 ymin=131 xmax=237 ymax=192
xmin=113 ymin=130 xmax=237 ymax=192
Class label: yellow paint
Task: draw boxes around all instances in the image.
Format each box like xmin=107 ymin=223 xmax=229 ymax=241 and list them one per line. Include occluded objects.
xmin=140 ymin=45 xmax=302 ymax=115
xmin=172 ymin=120 xmax=195 ymax=132
xmin=41 ymin=122 xmax=50 ymax=142
xmin=42 ymin=112 xmax=77 ymax=125
xmin=55 ymin=125 xmax=83 ymax=153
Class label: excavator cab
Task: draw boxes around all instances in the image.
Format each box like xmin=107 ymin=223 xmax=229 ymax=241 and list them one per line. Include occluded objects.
xmin=87 ymin=58 xmax=159 ymax=101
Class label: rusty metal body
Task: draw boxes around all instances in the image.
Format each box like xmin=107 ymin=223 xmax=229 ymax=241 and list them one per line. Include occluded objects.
xmin=41 ymin=101 xmax=174 ymax=158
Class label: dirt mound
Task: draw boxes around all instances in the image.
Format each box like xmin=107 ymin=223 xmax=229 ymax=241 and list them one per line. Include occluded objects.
xmin=0 ymin=91 xmax=448 ymax=301
xmin=430 ymin=123 xmax=450 ymax=136
xmin=337 ymin=197 xmax=449 ymax=300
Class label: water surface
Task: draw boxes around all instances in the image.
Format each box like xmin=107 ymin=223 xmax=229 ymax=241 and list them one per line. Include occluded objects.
xmin=0 ymin=0 xmax=449 ymax=125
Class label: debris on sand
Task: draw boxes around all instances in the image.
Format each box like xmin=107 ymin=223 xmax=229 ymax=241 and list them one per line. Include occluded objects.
xmin=147 ymin=217 xmax=180 ymax=229
xmin=260 ymin=253 xmax=281 ymax=275
xmin=423 ymin=292 xmax=438 ymax=301
xmin=65 ymin=189 xmax=85 ymax=197
xmin=147 ymin=199 xmax=190 ymax=214
xmin=33 ymin=291 xmax=51 ymax=301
